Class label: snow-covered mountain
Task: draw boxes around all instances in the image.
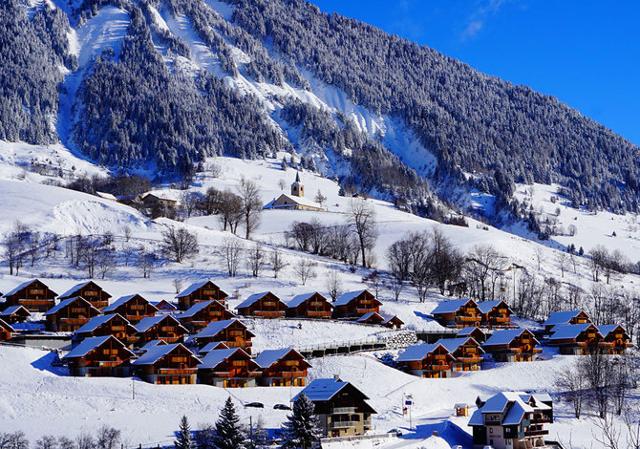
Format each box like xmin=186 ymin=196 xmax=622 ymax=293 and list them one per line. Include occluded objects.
xmin=2 ymin=0 xmax=639 ymax=223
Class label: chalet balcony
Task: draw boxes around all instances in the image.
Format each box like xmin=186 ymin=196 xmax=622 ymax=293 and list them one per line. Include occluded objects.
xmin=356 ymin=308 xmax=377 ymax=314
xmin=96 ymin=360 xmax=125 ymax=367
xmin=60 ymin=318 xmax=91 ymax=325
xmin=307 ymin=311 xmax=331 ymax=318
xmin=330 ymin=421 xmax=357 ymax=429
xmin=211 ymin=371 xmax=260 ymax=378
xmin=456 ymin=316 xmax=480 ymax=323
xmin=524 ymin=429 xmax=549 ymax=437
xmin=158 ymin=368 xmax=197 ymax=375
xmin=255 ymin=311 xmax=285 ymax=318
xmin=429 ymin=365 xmax=450 ymax=371
xmin=332 ymin=407 xmax=357 ymax=414
xmin=492 ymin=316 xmax=510 ymax=323
xmin=20 ymin=299 xmax=54 ymax=306
xmin=281 ymin=370 xmax=307 ymax=378
xmin=455 ymin=356 xmax=484 ymax=364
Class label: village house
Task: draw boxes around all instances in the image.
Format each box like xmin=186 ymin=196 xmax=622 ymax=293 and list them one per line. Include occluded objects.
xmin=63 ymin=335 xmax=135 ymax=377
xmin=396 ymin=342 xmax=455 ymax=378
xmin=186 ymin=319 xmax=255 ymax=353
xmin=197 ymin=341 xmax=230 ymax=355
xmin=542 ymin=309 xmax=591 ymax=334
xmin=136 ymin=339 xmax=167 ymax=355
xmin=477 ymin=300 xmax=513 ymax=328
xmin=286 ymin=292 xmax=333 ymax=319
xmin=482 ymin=328 xmax=542 ymax=362
xmin=236 ymin=292 xmax=288 ymax=318
xmin=152 ymin=300 xmax=178 ymax=314
xmin=103 ymin=294 xmax=158 ymax=323
xmin=457 ymin=327 xmax=487 ymax=343
xmin=73 ymin=313 xmax=138 ymax=346
xmin=255 ymin=347 xmax=311 ymax=387
xmin=134 ymin=315 xmax=189 ymax=346
xmin=264 ymin=172 xmax=325 ymax=212
xmin=469 ymin=391 xmax=553 ymax=449
xmin=598 ymin=324 xmax=634 ymax=354
xmin=176 ymin=300 xmax=236 ymax=333
xmin=138 ymin=192 xmax=178 ymax=217
xmin=547 ymin=323 xmax=605 ymax=355
xmin=57 ymin=281 xmax=112 ymax=310
xmin=0 ymin=318 xmax=15 ymax=341
xmin=45 ymin=296 xmax=100 ymax=332
xmin=176 ymin=280 xmax=229 ymax=310
xmin=1 ymin=279 xmax=58 ymax=312
xmin=0 ymin=305 xmax=31 ymax=324
xmin=197 ymin=348 xmax=260 ymax=388
xmin=431 ymin=298 xmax=481 ymax=328
xmin=356 ymin=312 xmax=404 ymax=329
xmin=131 ymin=343 xmax=201 ymax=384
xmin=437 ymin=337 xmax=484 ymax=372
xmin=295 ymin=377 xmax=376 ymax=438
xmin=333 ymin=290 xmax=382 ymax=319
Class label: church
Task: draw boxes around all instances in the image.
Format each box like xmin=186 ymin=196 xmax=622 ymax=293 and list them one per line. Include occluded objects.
xmin=264 ymin=172 xmax=325 ymax=212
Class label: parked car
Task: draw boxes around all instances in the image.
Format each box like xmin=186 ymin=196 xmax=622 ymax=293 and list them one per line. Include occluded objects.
xmin=244 ymin=402 xmax=264 ymax=408
xmin=273 ymin=403 xmax=291 ymax=410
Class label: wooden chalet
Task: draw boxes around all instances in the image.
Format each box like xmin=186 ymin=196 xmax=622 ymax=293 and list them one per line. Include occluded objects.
xmin=542 ymin=309 xmax=591 ymax=334
xmin=437 ymin=337 xmax=484 ymax=372
xmin=152 ymin=300 xmax=178 ymax=314
xmin=431 ymin=298 xmax=481 ymax=328
xmin=134 ymin=315 xmax=189 ymax=346
xmin=236 ymin=291 xmax=287 ymax=318
xmin=73 ymin=313 xmax=138 ymax=346
xmin=197 ymin=348 xmax=260 ymax=388
xmin=477 ymin=300 xmax=513 ymax=328
xmin=470 ymin=392 xmax=553 ymax=449
xmin=103 ymin=294 xmax=158 ymax=323
xmin=396 ymin=343 xmax=455 ymax=378
xmin=255 ymin=347 xmax=311 ymax=387
xmin=45 ymin=296 xmax=100 ymax=332
xmin=482 ymin=328 xmax=542 ymax=362
xmin=457 ymin=327 xmax=487 ymax=343
xmin=2 ymin=279 xmax=57 ymax=312
xmin=356 ymin=312 xmax=404 ymax=329
xmin=136 ymin=339 xmax=167 ymax=355
xmin=186 ymin=319 xmax=255 ymax=353
xmin=198 ymin=341 xmax=229 ymax=355
xmin=63 ymin=335 xmax=135 ymax=377
xmin=295 ymin=377 xmax=376 ymax=438
xmin=547 ymin=323 xmax=604 ymax=355
xmin=333 ymin=290 xmax=382 ymax=319
xmin=176 ymin=280 xmax=229 ymax=310
xmin=139 ymin=192 xmax=178 ymax=215
xmin=58 ymin=281 xmax=112 ymax=310
xmin=132 ymin=343 xmax=200 ymax=384
xmin=0 ymin=318 xmax=15 ymax=341
xmin=598 ymin=325 xmax=633 ymax=354
xmin=286 ymin=292 xmax=333 ymax=319
xmin=176 ymin=300 xmax=236 ymax=333
xmin=0 ymin=305 xmax=31 ymax=324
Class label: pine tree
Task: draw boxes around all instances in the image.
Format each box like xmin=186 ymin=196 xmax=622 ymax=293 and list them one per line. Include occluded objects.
xmin=174 ymin=416 xmax=194 ymax=449
xmin=214 ymin=397 xmax=245 ymax=449
xmin=281 ymin=394 xmax=321 ymax=449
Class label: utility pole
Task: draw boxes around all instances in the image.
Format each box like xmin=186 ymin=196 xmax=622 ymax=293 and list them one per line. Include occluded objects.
xmin=132 ymin=378 xmax=135 ymax=400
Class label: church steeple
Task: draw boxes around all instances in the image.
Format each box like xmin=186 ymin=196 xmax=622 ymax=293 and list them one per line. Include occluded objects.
xmin=291 ymin=171 xmax=304 ymax=197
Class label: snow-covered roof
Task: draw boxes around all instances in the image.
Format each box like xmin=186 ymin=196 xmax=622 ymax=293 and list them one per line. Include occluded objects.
xmin=265 ymin=193 xmax=324 ymax=210
xmin=457 ymin=327 xmax=484 ymax=337
xmin=255 ymin=347 xmax=301 ymax=369
xmin=477 ymin=300 xmax=510 ymax=314
xmin=3 ymin=279 xmax=50 ymax=298
xmin=437 ymin=337 xmax=482 ymax=354
xmin=95 ymin=191 xmax=117 ymax=201
xmin=198 ymin=348 xmax=251 ymax=370
xmin=75 ymin=314 xmax=123 ymax=334
xmin=139 ymin=339 xmax=167 ymax=353
xmin=152 ymin=300 xmax=178 ymax=311
xmin=470 ymin=391 xmax=550 ymax=427
xmin=176 ymin=280 xmax=227 ymax=298
xmin=543 ymin=310 xmax=585 ymax=326
xmin=189 ymin=319 xmax=241 ymax=339
xmin=295 ymin=378 xmax=349 ymax=401
xmin=483 ymin=328 xmax=537 ymax=347
xmin=0 ymin=305 xmax=30 ymax=317
xmin=287 ymin=292 xmax=329 ymax=308
xmin=135 ymin=315 xmax=179 ymax=333
xmin=356 ymin=311 xmax=382 ymax=322
xmin=598 ymin=324 xmax=626 ymax=337
xmin=397 ymin=343 xmax=449 ymax=362
xmin=199 ymin=341 xmax=229 ymax=354
xmin=431 ymin=298 xmax=475 ymax=315
xmin=0 ymin=318 xmax=15 ymax=332
xmin=548 ymin=323 xmax=601 ymax=340
xmin=45 ymin=297 xmax=96 ymax=316
xmin=132 ymin=343 xmax=197 ymax=365
xmin=176 ymin=300 xmax=223 ymax=319
xmin=104 ymin=294 xmax=155 ymax=313
xmin=58 ymin=281 xmax=109 ymax=300
xmin=64 ymin=336 xmax=112 ymax=359
xmin=237 ymin=292 xmax=281 ymax=310
xmin=335 ymin=290 xmax=370 ymax=306
xmin=140 ymin=190 xmax=180 ymax=202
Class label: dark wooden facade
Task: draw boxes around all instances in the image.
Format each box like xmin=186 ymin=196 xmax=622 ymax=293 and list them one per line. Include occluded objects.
xmin=441 ymin=338 xmax=484 ymax=372
xmin=0 ymin=318 xmax=14 ymax=341
xmin=398 ymin=344 xmax=455 ymax=378
xmin=333 ymin=290 xmax=382 ymax=319
xmin=178 ymin=300 xmax=236 ymax=333
xmin=478 ymin=300 xmax=512 ymax=328
xmin=483 ymin=329 xmax=542 ymax=362
xmin=0 ymin=305 xmax=31 ymax=324
xmin=2 ymin=279 xmax=57 ymax=312
xmin=176 ymin=281 xmax=229 ymax=310
xmin=190 ymin=319 xmax=255 ymax=354
xmin=135 ymin=315 xmax=189 ymax=346
xmin=133 ymin=343 xmax=200 ymax=384
xmin=256 ymin=348 xmax=311 ymax=387
xmin=58 ymin=281 xmax=112 ymax=310
xmin=286 ymin=292 xmax=333 ymax=319
xmin=432 ymin=299 xmax=481 ymax=328
xmin=197 ymin=348 xmax=260 ymax=388
xmin=74 ymin=313 xmax=138 ymax=346
xmin=237 ymin=292 xmax=287 ymax=319
xmin=104 ymin=294 xmax=158 ymax=323
xmin=599 ymin=325 xmax=633 ymax=354
xmin=64 ymin=336 xmax=134 ymax=377
xmin=548 ymin=324 xmax=604 ymax=355
xmin=45 ymin=297 xmax=100 ymax=332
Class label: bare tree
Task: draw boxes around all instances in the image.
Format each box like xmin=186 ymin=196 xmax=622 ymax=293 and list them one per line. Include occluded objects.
xmin=220 ymin=238 xmax=244 ymax=277
xmin=349 ymin=200 xmax=377 ymax=268
xmin=141 ymin=251 xmax=157 ymax=278
xmin=75 ymin=433 xmax=95 ymax=449
xmin=247 ymin=243 xmax=266 ymax=277
xmin=270 ymin=248 xmax=287 ymax=278
xmin=465 ymin=244 xmax=507 ymax=300
xmin=2 ymin=221 xmax=29 ymax=275
xmin=314 ymin=189 xmax=327 ymax=207
xmin=295 ymin=259 xmax=317 ymax=285
xmin=96 ymin=247 xmax=116 ymax=279
xmin=181 ymin=191 xmax=202 ymax=219
xmin=161 ymin=226 xmax=199 ymax=263
xmin=326 ymin=270 xmax=343 ymax=301
xmin=122 ymin=225 xmax=132 ymax=242
xmin=557 ymin=252 xmax=568 ymax=278
xmin=238 ymin=179 xmax=262 ymax=239
xmin=554 ymin=363 xmax=586 ymax=418
xmin=217 ymin=190 xmax=243 ymax=233
xmin=278 ymin=179 xmax=286 ymax=191
xmin=95 ymin=426 xmax=121 ymax=449
xmin=35 ymin=436 xmax=58 ymax=449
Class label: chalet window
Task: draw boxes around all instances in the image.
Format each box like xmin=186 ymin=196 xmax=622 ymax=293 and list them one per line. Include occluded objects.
xmin=284 ymin=360 xmax=298 ymax=367
xmin=160 ymin=326 xmax=175 ymax=332
xmin=84 ymin=291 xmax=98 ymax=296
xmin=131 ymin=305 xmax=144 ymax=310
xmin=229 ymin=330 xmax=243 ymax=336
xmin=171 ymin=356 xmax=187 ymax=363
xmin=202 ymin=289 xmax=216 ymax=295
xmin=71 ymin=307 xmax=86 ymax=313
xmin=232 ymin=361 xmax=246 ymax=367
xmin=29 ymin=288 xmax=45 ymax=295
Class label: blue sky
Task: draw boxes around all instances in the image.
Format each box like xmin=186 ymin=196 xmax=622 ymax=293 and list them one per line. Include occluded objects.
xmin=310 ymin=0 xmax=640 ymax=145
